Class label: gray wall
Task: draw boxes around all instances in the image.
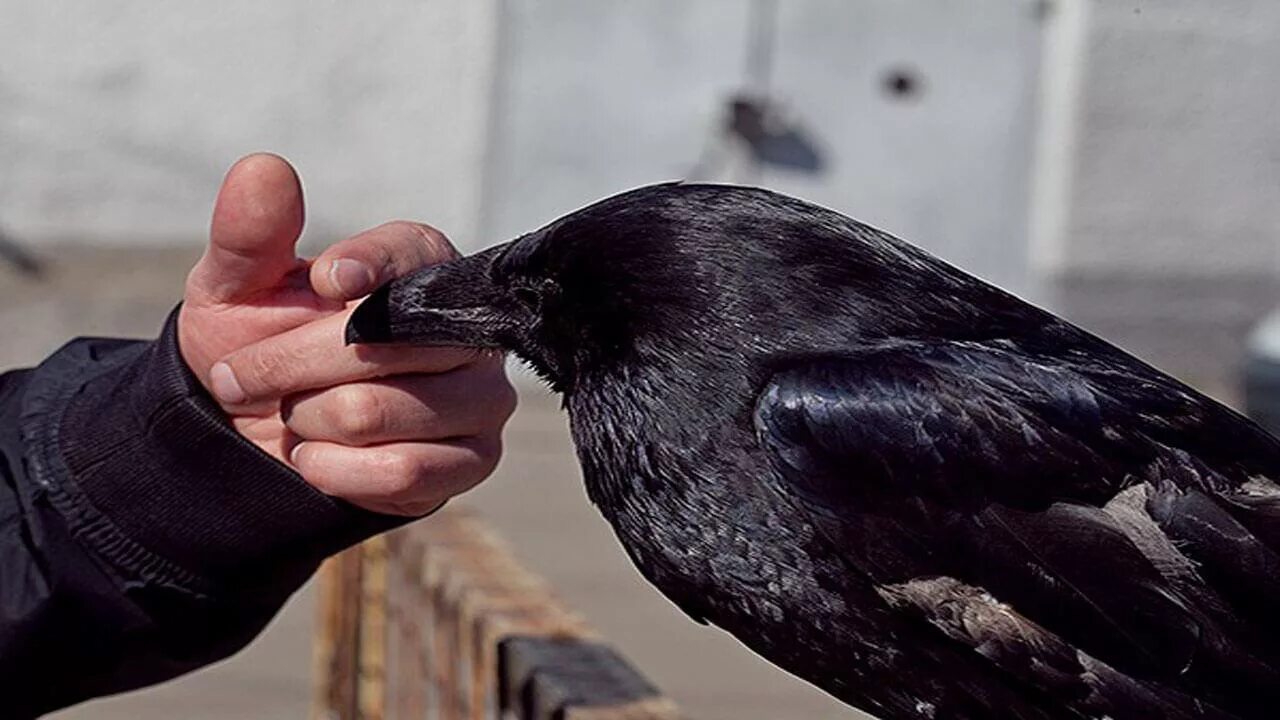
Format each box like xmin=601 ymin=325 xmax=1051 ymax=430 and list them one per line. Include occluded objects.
xmin=0 ymin=1 xmax=499 ymax=247
xmin=1062 ymin=1 xmax=1280 ymax=278
xmin=4 ymin=1 xmax=1274 ymax=283
xmin=1050 ymin=1 xmax=1280 ymax=397
xmin=765 ymin=0 xmax=1044 ymax=296
xmin=483 ymin=0 xmax=1046 ymax=297
xmin=479 ymin=0 xmax=750 ymax=241
xmin=2 ymin=0 xmax=1276 ymax=394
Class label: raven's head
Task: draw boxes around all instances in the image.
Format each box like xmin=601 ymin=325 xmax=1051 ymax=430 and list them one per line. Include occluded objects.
xmin=346 ymin=183 xmax=1026 ymax=394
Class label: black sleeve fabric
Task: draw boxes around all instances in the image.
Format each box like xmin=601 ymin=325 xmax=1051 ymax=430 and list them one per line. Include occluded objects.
xmin=0 ymin=308 xmax=413 ymax=718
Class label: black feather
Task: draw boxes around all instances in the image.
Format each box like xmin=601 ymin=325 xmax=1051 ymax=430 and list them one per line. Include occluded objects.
xmin=351 ymin=184 xmax=1280 ymax=719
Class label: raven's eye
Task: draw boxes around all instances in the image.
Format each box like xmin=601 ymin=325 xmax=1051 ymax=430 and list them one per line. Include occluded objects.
xmin=513 ymin=286 xmax=540 ymax=308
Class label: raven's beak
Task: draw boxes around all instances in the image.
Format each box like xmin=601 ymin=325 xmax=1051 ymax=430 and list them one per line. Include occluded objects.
xmin=345 ymin=244 xmax=513 ymax=348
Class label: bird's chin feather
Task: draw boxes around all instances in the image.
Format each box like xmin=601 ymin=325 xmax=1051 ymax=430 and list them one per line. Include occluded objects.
xmin=510 ymin=348 xmax=573 ymax=395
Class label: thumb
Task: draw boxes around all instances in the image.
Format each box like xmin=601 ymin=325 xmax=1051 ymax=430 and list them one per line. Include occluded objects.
xmin=187 ymin=153 xmax=306 ymax=304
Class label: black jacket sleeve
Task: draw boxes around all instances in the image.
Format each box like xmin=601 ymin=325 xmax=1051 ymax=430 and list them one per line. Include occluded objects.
xmin=0 ymin=308 xmax=410 ymax=718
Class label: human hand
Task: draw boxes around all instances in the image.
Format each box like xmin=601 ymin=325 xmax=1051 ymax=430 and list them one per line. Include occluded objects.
xmin=178 ymin=154 xmax=515 ymax=515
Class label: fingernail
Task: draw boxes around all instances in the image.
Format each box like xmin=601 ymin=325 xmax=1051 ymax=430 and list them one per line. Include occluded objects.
xmin=209 ymin=362 xmax=247 ymax=405
xmin=289 ymin=442 xmax=306 ymax=466
xmin=329 ymin=258 xmax=376 ymax=297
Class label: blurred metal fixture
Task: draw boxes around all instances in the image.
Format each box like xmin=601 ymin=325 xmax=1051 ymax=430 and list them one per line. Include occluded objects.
xmin=1244 ymin=310 xmax=1280 ymax=435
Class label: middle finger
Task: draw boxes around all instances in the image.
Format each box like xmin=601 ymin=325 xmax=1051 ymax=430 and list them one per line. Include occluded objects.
xmin=281 ymin=366 xmax=511 ymax=446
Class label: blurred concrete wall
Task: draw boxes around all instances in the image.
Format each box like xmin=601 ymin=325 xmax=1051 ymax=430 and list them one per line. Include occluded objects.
xmin=0 ymin=1 xmax=498 ymax=247
xmin=1059 ymin=1 xmax=1280 ymax=278
xmin=1047 ymin=1 xmax=1280 ymax=396
xmin=1 ymin=0 xmax=1276 ymax=392
xmin=5 ymin=1 xmax=1274 ymax=278
xmin=483 ymin=0 xmax=1045 ymax=297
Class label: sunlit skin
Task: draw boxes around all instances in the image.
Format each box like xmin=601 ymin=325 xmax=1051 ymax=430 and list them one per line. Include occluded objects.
xmin=178 ymin=154 xmax=515 ymax=516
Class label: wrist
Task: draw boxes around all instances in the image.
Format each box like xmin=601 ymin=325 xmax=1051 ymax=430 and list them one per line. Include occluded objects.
xmin=21 ymin=306 xmax=417 ymax=593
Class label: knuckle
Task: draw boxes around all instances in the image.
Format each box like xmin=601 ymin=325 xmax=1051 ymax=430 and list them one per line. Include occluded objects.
xmin=328 ymin=385 xmax=387 ymax=440
xmin=380 ymin=452 xmax=427 ymax=496
xmin=460 ymin=434 xmax=503 ymax=485
xmin=452 ymin=362 xmax=518 ymax=428
xmin=488 ymin=377 xmax=519 ymax=424
xmin=473 ymin=432 xmax=503 ymax=464
xmin=378 ymin=439 xmax=500 ymax=506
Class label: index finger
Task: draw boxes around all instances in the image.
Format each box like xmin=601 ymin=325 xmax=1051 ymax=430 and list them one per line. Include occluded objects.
xmin=310 ymin=221 xmax=459 ymax=302
xmin=207 ymin=308 xmax=483 ymax=406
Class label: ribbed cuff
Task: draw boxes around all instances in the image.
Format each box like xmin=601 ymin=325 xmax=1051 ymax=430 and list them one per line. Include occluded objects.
xmin=31 ymin=307 xmax=412 ymax=592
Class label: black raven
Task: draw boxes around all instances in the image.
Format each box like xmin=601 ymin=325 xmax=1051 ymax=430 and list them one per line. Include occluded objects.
xmin=347 ymin=184 xmax=1280 ymax=720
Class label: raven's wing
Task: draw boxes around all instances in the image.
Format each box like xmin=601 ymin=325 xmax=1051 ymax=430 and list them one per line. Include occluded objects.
xmin=754 ymin=342 xmax=1280 ymax=719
